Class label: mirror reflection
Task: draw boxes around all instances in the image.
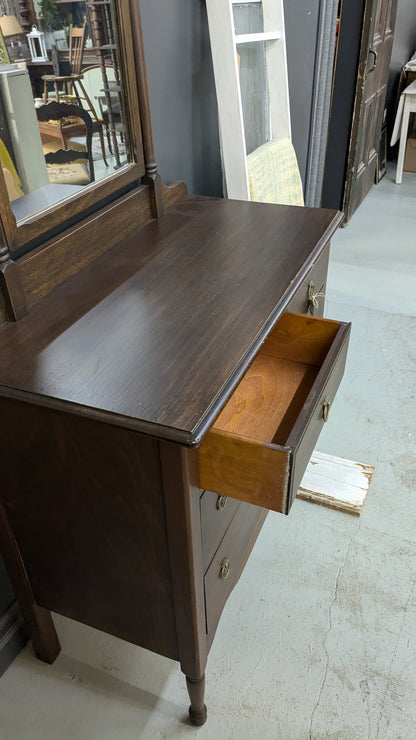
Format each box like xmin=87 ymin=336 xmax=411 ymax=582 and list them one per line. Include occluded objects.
xmin=0 ymin=0 xmax=129 ymax=223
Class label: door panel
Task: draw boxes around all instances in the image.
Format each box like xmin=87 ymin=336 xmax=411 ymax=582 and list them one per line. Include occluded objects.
xmin=343 ymin=0 xmax=398 ymax=222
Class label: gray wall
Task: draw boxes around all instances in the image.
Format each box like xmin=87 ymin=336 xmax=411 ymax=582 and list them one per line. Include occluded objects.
xmin=140 ymin=0 xmax=322 ymax=195
xmin=139 ymin=0 xmax=222 ymax=197
xmin=283 ymin=0 xmax=321 ymax=186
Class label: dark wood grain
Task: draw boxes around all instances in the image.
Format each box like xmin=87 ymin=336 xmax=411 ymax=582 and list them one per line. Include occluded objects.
xmin=13 ymin=164 xmax=144 ymax=253
xmin=129 ymin=0 xmax=164 ymax=217
xmin=200 ymin=491 xmax=240 ymax=572
xmin=0 ymin=198 xmax=342 ymax=446
xmin=18 ymin=186 xmax=152 ymax=308
xmin=204 ymin=501 xmax=267 ymax=641
xmin=159 ymin=442 xmax=207 ymax=677
xmin=117 ymin=0 xmax=145 ymax=172
xmin=0 ymin=290 xmax=7 ymax=326
xmin=0 ymin=245 xmax=27 ymax=321
xmin=129 ymin=0 xmax=156 ymax=175
xmin=0 ymin=501 xmax=61 ymax=664
xmin=161 ymin=180 xmax=188 ymax=209
xmin=0 ymin=396 xmax=178 ymax=660
xmin=186 ymin=675 xmax=207 ymax=726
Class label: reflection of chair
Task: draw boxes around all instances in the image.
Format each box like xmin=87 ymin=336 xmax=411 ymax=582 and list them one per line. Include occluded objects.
xmin=97 ymin=79 xmax=123 ymax=154
xmin=41 ymin=26 xmax=106 ymax=165
xmin=36 ymin=101 xmax=95 ymax=184
xmin=81 ymin=64 xmax=123 ymax=154
xmin=70 ymin=64 xmax=116 ymax=166
xmin=42 ymin=24 xmax=87 ymax=104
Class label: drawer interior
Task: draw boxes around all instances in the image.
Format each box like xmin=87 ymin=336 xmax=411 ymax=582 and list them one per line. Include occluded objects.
xmin=212 ymin=312 xmax=341 ymax=446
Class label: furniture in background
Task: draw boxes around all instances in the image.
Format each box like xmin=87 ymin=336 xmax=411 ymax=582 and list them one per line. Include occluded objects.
xmin=41 ymin=27 xmax=110 ymax=166
xmin=247 ymin=138 xmax=304 ymax=206
xmin=391 ymin=79 xmax=416 ymax=183
xmin=206 ymin=0 xmax=291 ymax=200
xmin=26 ymin=60 xmax=53 ymax=98
xmin=85 ymin=0 xmax=127 ymax=167
xmin=36 ymin=101 xmax=95 ymax=184
xmin=41 ymin=23 xmax=87 ymax=105
xmin=0 ymin=66 xmax=48 ymax=194
xmin=96 ymin=77 xmax=123 ymax=155
xmin=70 ymin=65 xmax=114 ymax=166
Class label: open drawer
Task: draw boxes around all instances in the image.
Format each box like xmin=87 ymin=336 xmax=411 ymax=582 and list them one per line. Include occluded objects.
xmin=199 ymin=312 xmax=350 ymax=515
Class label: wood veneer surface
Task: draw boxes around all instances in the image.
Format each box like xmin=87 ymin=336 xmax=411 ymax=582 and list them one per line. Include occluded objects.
xmin=0 ymin=197 xmax=342 ymax=445
xmin=213 ymin=356 xmax=313 ymax=443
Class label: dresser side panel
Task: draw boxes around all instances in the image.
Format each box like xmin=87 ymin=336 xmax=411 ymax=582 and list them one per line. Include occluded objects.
xmin=0 ymin=397 xmax=178 ymax=661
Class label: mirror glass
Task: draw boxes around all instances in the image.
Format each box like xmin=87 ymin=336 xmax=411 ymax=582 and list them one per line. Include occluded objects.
xmin=0 ymin=0 xmax=130 ymax=224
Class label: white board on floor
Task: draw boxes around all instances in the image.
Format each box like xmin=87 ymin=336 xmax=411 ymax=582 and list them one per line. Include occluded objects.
xmin=297 ymin=451 xmax=374 ymax=516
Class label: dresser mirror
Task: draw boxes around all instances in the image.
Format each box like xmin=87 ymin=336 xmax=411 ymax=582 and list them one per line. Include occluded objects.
xmin=0 ymin=0 xmax=145 ymax=257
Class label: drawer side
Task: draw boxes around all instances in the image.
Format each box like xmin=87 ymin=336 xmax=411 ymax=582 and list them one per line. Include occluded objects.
xmin=199 ymin=431 xmax=291 ymax=513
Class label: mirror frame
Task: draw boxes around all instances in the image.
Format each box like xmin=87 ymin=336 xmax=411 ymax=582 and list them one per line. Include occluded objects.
xmin=0 ymin=0 xmax=146 ymax=257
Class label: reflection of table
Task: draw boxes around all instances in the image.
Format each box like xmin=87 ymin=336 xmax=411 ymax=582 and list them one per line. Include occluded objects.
xmin=27 ymin=61 xmax=53 ymax=97
xmin=11 ymin=182 xmax=83 ymax=222
xmin=38 ymin=116 xmax=89 ymax=151
xmin=391 ymin=79 xmax=416 ymax=184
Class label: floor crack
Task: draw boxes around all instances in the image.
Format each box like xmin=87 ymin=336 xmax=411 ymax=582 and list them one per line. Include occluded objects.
xmin=374 ymin=574 xmax=416 ymax=739
xmin=309 ymin=522 xmax=360 ymax=739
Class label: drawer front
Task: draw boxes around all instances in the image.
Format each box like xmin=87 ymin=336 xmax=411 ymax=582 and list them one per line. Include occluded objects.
xmin=286 ymin=245 xmax=329 ymax=317
xmin=200 ymin=490 xmax=240 ymax=572
xmin=204 ymin=501 xmax=266 ymax=637
xmin=199 ymin=313 xmax=351 ymax=516
xmin=286 ymin=324 xmax=350 ymax=507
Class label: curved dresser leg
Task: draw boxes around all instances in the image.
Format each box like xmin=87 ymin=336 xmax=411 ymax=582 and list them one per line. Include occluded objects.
xmin=0 ymin=503 xmax=61 ymax=664
xmin=186 ymin=674 xmax=207 ymax=726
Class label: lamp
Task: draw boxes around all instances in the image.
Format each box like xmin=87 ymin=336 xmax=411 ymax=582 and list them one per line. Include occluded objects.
xmin=27 ymin=25 xmax=48 ymax=62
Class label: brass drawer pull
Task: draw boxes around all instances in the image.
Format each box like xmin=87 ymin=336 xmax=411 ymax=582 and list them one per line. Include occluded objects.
xmin=219 ymin=558 xmax=230 ymax=580
xmin=307 ymin=280 xmax=315 ymax=302
xmin=216 ymin=495 xmax=228 ymax=511
xmin=322 ymin=396 xmax=331 ymax=422
xmin=308 ymin=280 xmax=325 ymax=312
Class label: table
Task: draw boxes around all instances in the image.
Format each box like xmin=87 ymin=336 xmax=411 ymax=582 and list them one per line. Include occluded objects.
xmin=391 ymin=79 xmax=416 ymax=184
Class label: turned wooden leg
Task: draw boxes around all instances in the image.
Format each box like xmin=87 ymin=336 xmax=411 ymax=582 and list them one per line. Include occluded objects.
xmin=24 ymin=605 xmax=61 ymax=664
xmin=0 ymin=504 xmax=61 ymax=664
xmin=186 ymin=674 xmax=207 ymax=726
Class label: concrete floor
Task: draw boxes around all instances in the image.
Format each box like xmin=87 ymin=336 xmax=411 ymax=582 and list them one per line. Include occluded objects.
xmin=0 ymin=168 xmax=415 ymax=739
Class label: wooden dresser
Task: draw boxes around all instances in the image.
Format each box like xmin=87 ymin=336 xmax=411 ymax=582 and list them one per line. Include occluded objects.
xmin=0 ymin=1 xmax=349 ymax=727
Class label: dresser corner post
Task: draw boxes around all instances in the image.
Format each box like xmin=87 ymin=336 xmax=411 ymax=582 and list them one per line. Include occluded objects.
xmin=186 ymin=674 xmax=207 ymax=726
xmin=159 ymin=440 xmax=208 ymax=720
xmin=0 ymin=502 xmax=61 ymax=664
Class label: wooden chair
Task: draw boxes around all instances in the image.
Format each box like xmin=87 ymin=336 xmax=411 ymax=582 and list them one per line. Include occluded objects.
xmin=69 ymin=65 xmax=114 ymax=166
xmin=42 ymin=24 xmax=87 ymax=104
xmin=36 ymin=101 xmax=95 ymax=184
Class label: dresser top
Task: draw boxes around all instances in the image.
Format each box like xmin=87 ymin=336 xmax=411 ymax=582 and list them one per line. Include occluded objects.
xmin=0 ymin=196 xmax=342 ymax=445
